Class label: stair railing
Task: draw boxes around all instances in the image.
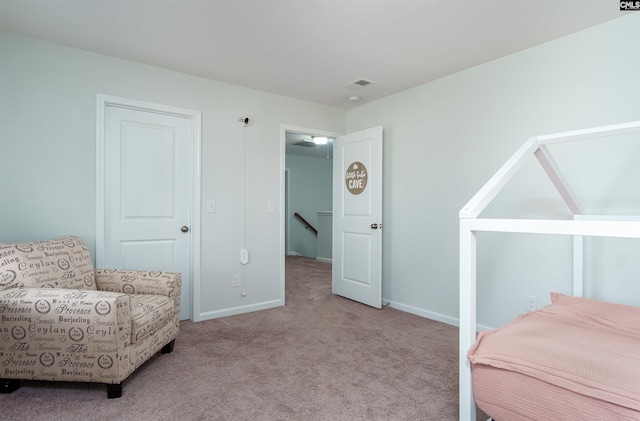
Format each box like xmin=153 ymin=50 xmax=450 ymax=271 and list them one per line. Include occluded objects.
xmin=294 ymin=212 xmax=318 ymax=236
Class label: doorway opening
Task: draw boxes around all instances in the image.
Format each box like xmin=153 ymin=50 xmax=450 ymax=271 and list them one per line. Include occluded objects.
xmin=280 ymin=125 xmax=341 ymax=304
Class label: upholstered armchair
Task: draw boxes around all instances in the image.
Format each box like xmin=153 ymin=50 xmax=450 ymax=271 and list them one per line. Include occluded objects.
xmin=0 ymin=235 xmax=181 ymax=398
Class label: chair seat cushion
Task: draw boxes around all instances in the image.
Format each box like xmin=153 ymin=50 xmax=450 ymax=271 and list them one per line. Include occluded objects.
xmin=130 ymin=294 xmax=176 ymax=343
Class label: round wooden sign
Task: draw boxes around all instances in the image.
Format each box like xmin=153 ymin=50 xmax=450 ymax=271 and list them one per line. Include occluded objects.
xmin=345 ymin=161 xmax=368 ymax=195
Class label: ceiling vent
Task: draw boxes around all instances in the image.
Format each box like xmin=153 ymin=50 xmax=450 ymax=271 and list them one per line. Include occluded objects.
xmin=343 ymin=79 xmax=375 ymax=90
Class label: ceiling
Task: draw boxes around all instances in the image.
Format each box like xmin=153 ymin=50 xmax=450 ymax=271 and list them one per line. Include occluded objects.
xmin=285 ymin=132 xmax=335 ymax=159
xmin=0 ymin=1 xmax=626 ymax=112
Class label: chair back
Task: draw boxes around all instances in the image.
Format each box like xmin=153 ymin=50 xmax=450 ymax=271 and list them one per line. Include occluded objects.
xmin=0 ymin=236 xmax=96 ymax=291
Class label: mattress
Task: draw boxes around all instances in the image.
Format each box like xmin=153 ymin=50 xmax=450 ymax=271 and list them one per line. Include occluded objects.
xmin=467 ymin=293 xmax=640 ymax=421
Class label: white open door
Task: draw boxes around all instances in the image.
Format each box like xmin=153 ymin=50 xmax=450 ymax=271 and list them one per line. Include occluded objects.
xmin=332 ymin=126 xmax=383 ymax=308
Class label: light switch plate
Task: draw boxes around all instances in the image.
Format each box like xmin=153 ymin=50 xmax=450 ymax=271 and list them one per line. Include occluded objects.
xmin=207 ymin=200 xmax=216 ymax=213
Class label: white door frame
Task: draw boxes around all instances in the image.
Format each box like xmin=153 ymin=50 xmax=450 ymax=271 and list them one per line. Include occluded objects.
xmin=284 ymin=168 xmax=290 ymax=255
xmin=96 ymin=94 xmax=202 ymax=320
xmin=280 ymin=124 xmax=342 ymax=304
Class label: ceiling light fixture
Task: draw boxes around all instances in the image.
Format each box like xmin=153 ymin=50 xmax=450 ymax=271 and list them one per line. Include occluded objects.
xmin=348 ymin=95 xmax=360 ymax=102
xmin=313 ymin=136 xmax=329 ymax=145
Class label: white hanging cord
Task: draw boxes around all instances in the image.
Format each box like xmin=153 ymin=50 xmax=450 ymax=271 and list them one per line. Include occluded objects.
xmin=240 ymin=123 xmax=248 ymax=295
xmin=242 ymin=124 xmax=247 ymax=248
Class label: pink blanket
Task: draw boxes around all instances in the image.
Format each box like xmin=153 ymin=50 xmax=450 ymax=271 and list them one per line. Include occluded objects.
xmin=468 ymin=293 xmax=640 ymax=413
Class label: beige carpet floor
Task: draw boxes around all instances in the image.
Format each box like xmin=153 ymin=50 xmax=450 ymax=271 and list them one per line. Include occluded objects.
xmin=0 ymin=256 xmax=488 ymax=420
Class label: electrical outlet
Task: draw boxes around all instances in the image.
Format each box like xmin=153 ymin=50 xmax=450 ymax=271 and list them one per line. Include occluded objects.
xmin=525 ymin=294 xmax=537 ymax=312
xmin=233 ymin=274 xmax=241 ymax=288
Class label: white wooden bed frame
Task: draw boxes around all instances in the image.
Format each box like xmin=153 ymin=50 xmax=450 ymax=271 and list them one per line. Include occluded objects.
xmin=458 ymin=121 xmax=640 ymax=420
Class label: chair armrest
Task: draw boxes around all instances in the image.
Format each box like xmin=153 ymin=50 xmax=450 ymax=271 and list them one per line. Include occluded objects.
xmin=94 ymin=269 xmax=181 ymax=304
xmin=0 ymin=288 xmax=131 ymax=382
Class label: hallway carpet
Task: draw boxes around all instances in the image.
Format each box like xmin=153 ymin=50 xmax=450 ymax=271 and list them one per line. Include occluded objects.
xmin=0 ymin=256 xmax=487 ymax=420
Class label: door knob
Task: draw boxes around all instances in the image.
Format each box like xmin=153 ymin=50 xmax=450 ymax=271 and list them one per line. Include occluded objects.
xmin=181 ymin=226 xmax=189 ymax=233
xmin=371 ymin=223 xmax=378 ymax=229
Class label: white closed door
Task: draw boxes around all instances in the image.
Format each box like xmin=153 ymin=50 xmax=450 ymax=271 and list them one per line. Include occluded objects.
xmin=332 ymin=126 xmax=383 ymax=308
xmin=103 ymin=104 xmax=192 ymax=320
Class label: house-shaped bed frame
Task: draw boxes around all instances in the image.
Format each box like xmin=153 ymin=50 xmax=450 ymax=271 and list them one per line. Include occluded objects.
xmin=458 ymin=121 xmax=640 ymax=420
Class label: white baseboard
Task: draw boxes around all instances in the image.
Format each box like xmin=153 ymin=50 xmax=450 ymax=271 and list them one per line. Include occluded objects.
xmin=385 ymin=299 xmax=495 ymax=331
xmin=195 ymin=299 xmax=282 ymax=321
xmin=194 ymin=294 xmax=495 ymax=332
xmin=476 ymin=323 xmax=495 ymax=332
xmin=316 ymin=257 xmax=332 ymax=263
xmin=385 ymin=300 xmax=459 ymax=327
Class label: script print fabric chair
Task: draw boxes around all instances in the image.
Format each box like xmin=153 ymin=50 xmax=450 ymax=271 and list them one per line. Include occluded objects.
xmin=0 ymin=235 xmax=181 ymax=398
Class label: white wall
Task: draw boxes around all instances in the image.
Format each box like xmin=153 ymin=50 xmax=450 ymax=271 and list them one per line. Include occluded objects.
xmin=1 ymin=14 xmax=638 ymax=329
xmin=0 ymin=31 xmax=345 ymax=320
xmin=346 ymin=14 xmax=640 ymax=328
xmin=285 ymin=153 xmax=333 ymax=258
